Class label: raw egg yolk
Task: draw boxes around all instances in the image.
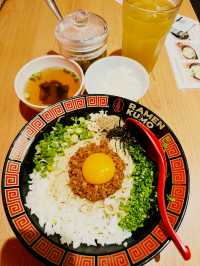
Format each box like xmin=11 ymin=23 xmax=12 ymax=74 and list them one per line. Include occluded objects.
xmin=82 ymin=153 xmax=115 ymax=185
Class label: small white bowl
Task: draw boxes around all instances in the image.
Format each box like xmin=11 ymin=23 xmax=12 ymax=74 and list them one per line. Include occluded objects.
xmin=14 ymin=55 xmax=84 ymax=111
xmin=85 ymin=56 xmax=149 ymax=101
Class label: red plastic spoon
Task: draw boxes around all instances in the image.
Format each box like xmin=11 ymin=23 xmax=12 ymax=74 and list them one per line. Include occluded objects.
xmin=126 ymin=118 xmax=191 ymax=261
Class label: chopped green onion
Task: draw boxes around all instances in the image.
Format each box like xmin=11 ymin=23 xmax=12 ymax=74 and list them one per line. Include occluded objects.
xmin=33 ymin=118 xmax=94 ymax=177
xmin=118 ymin=144 xmax=157 ymax=231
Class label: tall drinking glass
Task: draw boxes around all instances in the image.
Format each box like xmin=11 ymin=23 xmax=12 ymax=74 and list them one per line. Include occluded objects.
xmin=122 ymin=0 xmax=183 ymax=72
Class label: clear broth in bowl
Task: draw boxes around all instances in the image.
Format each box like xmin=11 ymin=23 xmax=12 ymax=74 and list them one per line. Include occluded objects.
xmin=24 ymin=67 xmax=81 ymax=106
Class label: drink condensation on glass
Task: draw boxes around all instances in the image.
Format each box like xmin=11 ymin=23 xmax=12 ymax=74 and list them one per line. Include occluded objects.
xmin=122 ymin=0 xmax=183 ymax=72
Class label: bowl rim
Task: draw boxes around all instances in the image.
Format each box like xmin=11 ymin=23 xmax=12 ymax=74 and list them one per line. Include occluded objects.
xmin=14 ymin=54 xmax=85 ymax=110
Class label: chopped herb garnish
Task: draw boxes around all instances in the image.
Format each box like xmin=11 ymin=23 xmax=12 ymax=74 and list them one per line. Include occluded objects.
xmin=63 ymin=68 xmax=71 ymax=74
xmin=70 ymin=72 xmax=77 ymax=78
xmin=73 ymin=77 xmax=80 ymax=82
xmin=167 ymin=194 xmax=175 ymax=202
xmin=119 ymin=144 xmax=157 ymax=231
xmin=33 ymin=118 xmax=94 ymax=177
xmin=29 ymin=72 xmax=41 ymax=81
xmin=162 ymin=143 xmax=168 ymax=149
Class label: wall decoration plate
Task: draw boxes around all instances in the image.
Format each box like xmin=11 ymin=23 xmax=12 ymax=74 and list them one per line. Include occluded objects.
xmin=2 ymin=94 xmax=189 ymax=266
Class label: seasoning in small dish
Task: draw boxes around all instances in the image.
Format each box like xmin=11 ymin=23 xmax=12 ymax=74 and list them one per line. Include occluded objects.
xmin=24 ymin=67 xmax=80 ymax=106
xmin=14 ymin=55 xmax=84 ymax=111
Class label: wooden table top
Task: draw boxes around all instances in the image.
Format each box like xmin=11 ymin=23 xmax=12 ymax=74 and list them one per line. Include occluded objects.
xmin=0 ymin=0 xmax=200 ymax=265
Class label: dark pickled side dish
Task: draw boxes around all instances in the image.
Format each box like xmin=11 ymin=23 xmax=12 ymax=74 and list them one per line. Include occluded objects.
xmin=24 ymin=67 xmax=80 ymax=106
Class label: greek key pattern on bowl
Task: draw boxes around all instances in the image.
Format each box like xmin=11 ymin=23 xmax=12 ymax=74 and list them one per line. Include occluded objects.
xmin=63 ymin=97 xmax=86 ymax=112
xmin=9 ymin=134 xmax=31 ymax=162
xmin=160 ymin=133 xmax=181 ymax=158
xmin=40 ymin=102 xmax=65 ymax=123
xmin=98 ymin=251 xmax=130 ymax=266
xmin=152 ymin=212 xmax=179 ymax=243
xmin=13 ymin=214 xmax=40 ymax=245
xmin=33 ymin=237 xmax=65 ymax=265
xmin=22 ymin=116 xmax=46 ymax=139
xmin=62 ymin=252 xmax=95 ymax=266
xmin=170 ymin=158 xmax=187 ymax=184
xmin=4 ymin=160 xmax=21 ymax=187
xmin=86 ymin=95 xmax=109 ymax=108
xmin=128 ymin=235 xmax=160 ymax=264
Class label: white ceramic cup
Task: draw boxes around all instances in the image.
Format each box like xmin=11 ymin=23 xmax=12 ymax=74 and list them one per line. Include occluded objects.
xmin=14 ymin=55 xmax=84 ymax=111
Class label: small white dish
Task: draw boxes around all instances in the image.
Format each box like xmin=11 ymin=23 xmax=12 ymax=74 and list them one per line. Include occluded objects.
xmin=85 ymin=56 xmax=149 ymax=101
xmin=14 ymin=55 xmax=84 ymax=111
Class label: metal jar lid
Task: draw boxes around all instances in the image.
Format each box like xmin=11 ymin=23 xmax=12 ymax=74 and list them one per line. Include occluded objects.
xmin=55 ymin=9 xmax=108 ymax=53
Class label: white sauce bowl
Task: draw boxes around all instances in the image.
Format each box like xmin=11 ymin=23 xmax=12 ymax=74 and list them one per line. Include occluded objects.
xmin=14 ymin=55 xmax=84 ymax=111
xmin=85 ymin=56 xmax=149 ymax=101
